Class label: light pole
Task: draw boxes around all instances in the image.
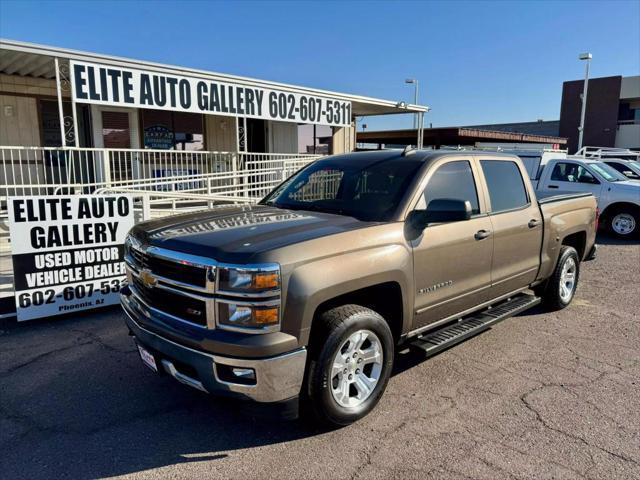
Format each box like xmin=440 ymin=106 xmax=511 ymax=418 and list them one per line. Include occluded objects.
xmin=405 ymin=78 xmax=419 ymax=129
xmin=360 ymin=123 xmax=367 ymax=149
xmin=577 ymin=53 xmax=592 ymax=151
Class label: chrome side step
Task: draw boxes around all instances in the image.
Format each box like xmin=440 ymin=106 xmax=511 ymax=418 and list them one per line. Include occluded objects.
xmin=410 ymin=293 xmax=541 ymax=357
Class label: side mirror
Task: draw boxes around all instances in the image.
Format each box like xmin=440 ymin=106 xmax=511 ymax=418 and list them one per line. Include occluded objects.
xmin=407 ymin=198 xmax=472 ymax=233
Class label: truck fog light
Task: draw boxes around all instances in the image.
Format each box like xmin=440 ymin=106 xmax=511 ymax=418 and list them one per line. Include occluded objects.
xmin=231 ymin=367 xmax=255 ymax=380
xmin=217 ymin=302 xmax=280 ymax=330
xmin=216 ymin=364 xmax=257 ymax=385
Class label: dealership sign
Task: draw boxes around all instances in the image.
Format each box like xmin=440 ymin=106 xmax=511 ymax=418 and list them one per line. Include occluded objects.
xmin=71 ymin=61 xmax=352 ymax=127
xmin=8 ymin=196 xmax=134 ymax=321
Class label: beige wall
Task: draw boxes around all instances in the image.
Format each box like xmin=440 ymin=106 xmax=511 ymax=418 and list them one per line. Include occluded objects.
xmin=0 ymin=73 xmax=61 ymax=98
xmin=0 ymin=94 xmax=40 ymax=146
xmin=615 ymin=124 xmax=640 ymax=148
xmin=332 ymin=124 xmax=355 ymax=154
xmin=205 ymin=114 xmax=237 ymax=151
xmin=0 ymin=74 xmax=67 ymax=148
xmin=620 ymin=76 xmax=640 ymax=100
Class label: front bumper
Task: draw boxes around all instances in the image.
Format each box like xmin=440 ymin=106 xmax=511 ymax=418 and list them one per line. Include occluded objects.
xmin=121 ymin=290 xmax=307 ymax=403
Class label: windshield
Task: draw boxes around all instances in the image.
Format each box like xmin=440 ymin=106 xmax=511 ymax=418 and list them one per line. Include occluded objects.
xmin=261 ymin=157 xmax=423 ymax=221
xmin=589 ymin=162 xmax=628 ymax=182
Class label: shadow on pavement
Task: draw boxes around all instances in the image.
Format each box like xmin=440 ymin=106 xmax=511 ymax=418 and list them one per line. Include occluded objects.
xmin=595 ymin=231 xmax=640 ymax=246
xmin=0 ymin=309 xmax=323 ymax=480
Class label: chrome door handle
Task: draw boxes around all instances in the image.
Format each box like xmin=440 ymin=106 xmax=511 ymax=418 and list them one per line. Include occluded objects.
xmin=528 ymin=219 xmax=541 ymax=228
xmin=474 ymin=229 xmax=491 ymax=240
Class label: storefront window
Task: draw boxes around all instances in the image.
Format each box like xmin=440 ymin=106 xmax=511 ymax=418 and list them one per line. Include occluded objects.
xmin=39 ymin=100 xmax=91 ymax=147
xmin=297 ymin=124 xmax=332 ymax=154
xmin=141 ymin=109 xmax=204 ymax=150
xmin=102 ymin=111 xmax=131 ymax=148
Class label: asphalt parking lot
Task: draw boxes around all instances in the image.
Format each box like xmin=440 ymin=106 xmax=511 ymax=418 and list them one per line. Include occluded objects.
xmin=1 ymin=235 xmax=638 ymax=480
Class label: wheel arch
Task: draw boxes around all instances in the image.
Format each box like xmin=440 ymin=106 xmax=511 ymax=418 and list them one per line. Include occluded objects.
xmin=561 ymin=231 xmax=587 ymax=259
xmin=310 ymin=282 xmax=405 ymax=345
xmin=600 ymin=201 xmax=640 ymax=221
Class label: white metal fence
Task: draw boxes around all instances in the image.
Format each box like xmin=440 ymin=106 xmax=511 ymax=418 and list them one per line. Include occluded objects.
xmin=0 ymin=147 xmax=321 ymax=200
xmin=0 ymin=146 xmax=323 ymax=309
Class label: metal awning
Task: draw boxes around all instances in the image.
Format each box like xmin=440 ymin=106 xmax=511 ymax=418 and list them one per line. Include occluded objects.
xmin=0 ymin=39 xmax=428 ymax=117
xmin=357 ymin=127 xmax=568 ymax=147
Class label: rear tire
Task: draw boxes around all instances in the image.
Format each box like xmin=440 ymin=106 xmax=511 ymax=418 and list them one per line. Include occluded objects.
xmin=305 ymin=304 xmax=394 ymax=427
xmin=605 ymin=205 xmax=639 ymax=239
xmin=534 ymin=246 xmax=580 ymax=311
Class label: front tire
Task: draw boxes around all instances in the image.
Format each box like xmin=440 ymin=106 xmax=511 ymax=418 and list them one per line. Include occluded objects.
xmin=305 ymin=304 xmax=394 ymax=427
xmin=606 ymin=206 xmax=639 ymax=239
xmin=534 ymin=246 xmax=580 ymax=311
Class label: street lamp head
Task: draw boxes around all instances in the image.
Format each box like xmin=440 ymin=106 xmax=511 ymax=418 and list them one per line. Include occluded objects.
xmin=396 ymin=101 xmax=407 ymax=108
xmin=405 ymin=79 xmax=416 ymax=84
xmin=579 ymin=53 xmax=592 ymax=60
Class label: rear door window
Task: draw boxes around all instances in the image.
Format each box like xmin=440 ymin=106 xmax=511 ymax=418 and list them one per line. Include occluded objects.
xmin=480 ymin=160 xmax=529 ymax=213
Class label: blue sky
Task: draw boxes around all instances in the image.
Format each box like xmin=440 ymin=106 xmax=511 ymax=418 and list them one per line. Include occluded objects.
xmin=1 ymin=0 xmax=638 ymax=131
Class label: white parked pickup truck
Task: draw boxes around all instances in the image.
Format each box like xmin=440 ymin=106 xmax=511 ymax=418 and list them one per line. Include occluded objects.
xmin=534 ymin=157 xmax=640 ymax=238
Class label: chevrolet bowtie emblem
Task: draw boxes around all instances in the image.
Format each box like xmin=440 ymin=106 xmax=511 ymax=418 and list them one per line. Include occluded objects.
xmin=140 ymin=269 xmax=158 ymax=289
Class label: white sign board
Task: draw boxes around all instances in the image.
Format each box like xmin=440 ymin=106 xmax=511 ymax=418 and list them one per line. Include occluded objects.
xmin=7 ymin=196 xmax=134 ymax=321
xmin=70 ymin=60 xmax=352 ymax=127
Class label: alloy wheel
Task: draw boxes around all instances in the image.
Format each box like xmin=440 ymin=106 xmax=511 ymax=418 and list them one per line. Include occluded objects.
xmin=559 ymin=257 xmax=577 ymax=302
xmin=330 ymin=329 xmax=383 ymax=408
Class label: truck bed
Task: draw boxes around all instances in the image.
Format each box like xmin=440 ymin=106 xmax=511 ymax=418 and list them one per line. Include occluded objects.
xmin=536 ymin=191 xmax=597 ymax=281
xmin=537 ymin=191 xmax=593 ymax=204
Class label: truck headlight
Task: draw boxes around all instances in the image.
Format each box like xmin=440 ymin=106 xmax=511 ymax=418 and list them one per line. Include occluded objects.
xmin=217 ymin=302 xmax=280 ymax=331
xmin=218 ymin=265 xmax=280 ymax=293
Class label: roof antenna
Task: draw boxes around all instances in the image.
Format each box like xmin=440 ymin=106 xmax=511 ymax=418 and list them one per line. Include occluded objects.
xmin=401 ymin=145 xmax=415 ymax=156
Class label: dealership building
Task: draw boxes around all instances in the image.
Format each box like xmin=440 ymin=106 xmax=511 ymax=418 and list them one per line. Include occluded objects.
xmin=0 ymin=39 xmax=425 ymax=181
xmin=0 ymin=39 xmax=427 ymax=316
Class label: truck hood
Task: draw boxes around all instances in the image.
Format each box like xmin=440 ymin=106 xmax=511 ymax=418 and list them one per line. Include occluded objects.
xmin=131 ymin=204 xmax=373 ymax=263
xmin=612 ymin=180 xmax=640 ymax=191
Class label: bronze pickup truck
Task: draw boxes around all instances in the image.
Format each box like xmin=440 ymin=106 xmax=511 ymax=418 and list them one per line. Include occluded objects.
xmin=121 ymin=149 xmax=597 ymax=426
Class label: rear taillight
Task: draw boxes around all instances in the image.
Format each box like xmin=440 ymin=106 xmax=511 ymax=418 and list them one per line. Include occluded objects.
xmin=595 ymin=208 xmax=600 ymax=231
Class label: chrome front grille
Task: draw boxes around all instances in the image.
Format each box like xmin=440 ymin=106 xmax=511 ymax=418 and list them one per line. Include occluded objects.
xmin=128 ymin=245 xmax=209 ymax=291
xmin=123 ymin=237 xmax=280 ymax=333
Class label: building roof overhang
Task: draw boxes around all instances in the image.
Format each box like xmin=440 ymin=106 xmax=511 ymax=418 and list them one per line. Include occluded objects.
xmin=357 ymin=127 xmax=568 ymax=147
xmin=0 ymin=39 xmax=428 ymax=117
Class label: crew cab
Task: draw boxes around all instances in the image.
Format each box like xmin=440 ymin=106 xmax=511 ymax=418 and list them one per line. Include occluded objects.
xmin=535 ymin=157 xmax=640 ymax=238
xmin=121 ymin=150 xmax=597 ymax=426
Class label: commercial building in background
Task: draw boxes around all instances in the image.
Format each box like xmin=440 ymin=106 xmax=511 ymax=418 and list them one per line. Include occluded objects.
xmin=559 ymin=75 xmax=640 ymax=153
xmin=356 ymin=126 xmax=567 ymax=150
xmin=463 ymin=120 xmax=560 ymax=138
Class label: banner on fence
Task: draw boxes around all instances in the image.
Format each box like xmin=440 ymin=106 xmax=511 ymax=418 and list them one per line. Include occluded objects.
xmin=7 ymin=195 xmax=134 ymax=321
xmin=70 ymin=60 xmax=352 ymax=127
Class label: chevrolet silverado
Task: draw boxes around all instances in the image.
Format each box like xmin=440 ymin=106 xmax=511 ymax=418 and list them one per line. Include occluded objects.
xmin=121 ymin=149 xmax=597 ymax=426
